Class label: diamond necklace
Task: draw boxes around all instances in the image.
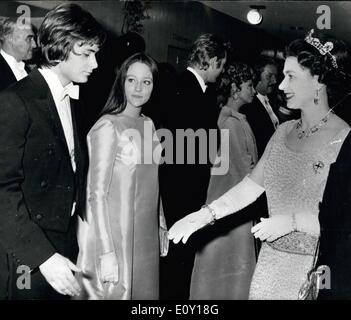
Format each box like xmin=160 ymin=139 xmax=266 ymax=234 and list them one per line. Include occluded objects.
xmin=295 ymin=91 xmax=351 ymax=139
xmin=296 ymin=110 xmax=334 ymax=139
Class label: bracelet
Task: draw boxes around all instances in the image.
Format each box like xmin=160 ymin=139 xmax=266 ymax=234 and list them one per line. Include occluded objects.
xmin=291 ymin=213 xmax=297 ymax=232
xmin=202 ymin=204 xmax=217 ymax=225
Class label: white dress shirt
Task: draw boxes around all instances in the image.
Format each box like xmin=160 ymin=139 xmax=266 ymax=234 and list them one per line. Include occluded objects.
xmin=187 ymin=66 xmax=207 ymax=93
xmin=0 ymin=49 xmax=28 ymax=80
xmin=257 ymin=92 xmax=279 ymax=129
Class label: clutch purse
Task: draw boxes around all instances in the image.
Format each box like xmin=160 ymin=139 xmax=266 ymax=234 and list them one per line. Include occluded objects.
xmin=298 ymin=239 xmax=320 ymax=300
xmin=298 ymin=267 xmax=320 ymax=300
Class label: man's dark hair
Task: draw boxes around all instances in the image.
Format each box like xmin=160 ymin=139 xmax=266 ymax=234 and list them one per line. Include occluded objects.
xmin=187 ymin=33 xmax=226 ymax=70
xmin=252 ymin=56 xmax=277 ymax=84
xmin=38 ymin=3 xmax=106 ymax=68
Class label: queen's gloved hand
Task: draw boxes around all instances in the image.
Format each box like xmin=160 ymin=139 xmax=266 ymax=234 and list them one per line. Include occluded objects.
xmin=168 ymin=207 xmax=212 ymax=244
xmin=251 ymin=215 xmax=295 ymax=242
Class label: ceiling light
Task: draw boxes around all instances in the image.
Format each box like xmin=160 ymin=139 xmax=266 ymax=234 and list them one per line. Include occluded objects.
xmin=247 ymin=9 xmax=262 ymax=25
xmin=247 ymin=5 xmax=266 ymax=25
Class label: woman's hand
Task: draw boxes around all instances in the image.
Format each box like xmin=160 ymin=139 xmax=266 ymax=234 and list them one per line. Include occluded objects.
xmin=251 ymin=215 xmax=293 ymax=242
xmin=168 ymin=208 xmax=211 ymax=244
xmin=100 ymin=252 xmax=119 ymax=285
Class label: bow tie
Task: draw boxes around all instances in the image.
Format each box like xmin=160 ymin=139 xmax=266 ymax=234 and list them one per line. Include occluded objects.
xmin=61 ymin=83 xmax=79 ymax=100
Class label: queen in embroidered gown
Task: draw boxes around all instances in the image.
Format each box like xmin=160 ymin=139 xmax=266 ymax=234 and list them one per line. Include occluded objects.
xmin=248 ymin=121 xmax=349 ymax=299
xmin=76 ymin=53 xmax=167 ymax=300
xmin=168 ymin=31 xmax=351 ymax=300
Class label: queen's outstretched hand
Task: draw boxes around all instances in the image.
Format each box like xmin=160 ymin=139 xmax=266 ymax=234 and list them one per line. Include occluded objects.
xmin=168 ymin=207 xmax=212 ymax=244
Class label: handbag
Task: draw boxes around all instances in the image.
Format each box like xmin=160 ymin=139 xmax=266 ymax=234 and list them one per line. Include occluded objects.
xmin=298 ymin=239 xmax=321 ymax=300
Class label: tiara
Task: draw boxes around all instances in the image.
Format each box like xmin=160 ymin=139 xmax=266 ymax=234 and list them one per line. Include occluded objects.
xmin=304 ymin=29 xmax=338 ymax=68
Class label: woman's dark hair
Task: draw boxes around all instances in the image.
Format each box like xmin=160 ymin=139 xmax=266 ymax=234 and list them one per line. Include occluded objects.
xmin=218 ymin=62 xmax=254 ymax=102
xmin=286 ymin=30 xmax=351 ymax=105
xmin=100 ymin=52 xmax=158 ymax=116
xmin=38 ymin=3 xmax=106 ymax=67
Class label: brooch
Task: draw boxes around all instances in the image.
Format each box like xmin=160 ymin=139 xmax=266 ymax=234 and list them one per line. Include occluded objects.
xmin=312 ymin=161 xmax=324 ymax=174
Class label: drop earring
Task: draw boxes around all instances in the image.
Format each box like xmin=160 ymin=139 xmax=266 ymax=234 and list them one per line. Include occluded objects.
xmin=314 ymin=89 xmax=319 ymax=105
xmin=230 ymin=86 xmax=238 ymax=100
xmin=232 ymin=92 xmax=238 ymax=100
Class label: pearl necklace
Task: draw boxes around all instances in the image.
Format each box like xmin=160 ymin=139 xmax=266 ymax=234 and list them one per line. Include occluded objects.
xmin=296 ymin=110 xmax=334 ymax=139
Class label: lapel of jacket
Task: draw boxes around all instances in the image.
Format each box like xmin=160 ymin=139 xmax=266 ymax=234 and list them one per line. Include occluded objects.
xmin=185 ymin=69 xmax=205 ymax=97
xmin=29 ymin=69 xmax=73 ymax=165
xmin=0 ymin=54 xmax=17 ymax=87
xmin=70 ymin=97 xmax=88 ymax=218
xmin=255 ymin=96 xmax=276 ymax=131
xmin=184 ymin=70 xmax=207 ymax=128
xmin=70 ymin=98 xmax=82 ymax=172
xmin=24 ymin=63 xmax=32 ymax=74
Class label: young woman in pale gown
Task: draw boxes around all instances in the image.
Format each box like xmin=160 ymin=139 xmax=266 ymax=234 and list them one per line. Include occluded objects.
xmin=168 ymin=30 xmax=351 ymax=300
xmin=76 ymin=53 xmax=168 ymax=300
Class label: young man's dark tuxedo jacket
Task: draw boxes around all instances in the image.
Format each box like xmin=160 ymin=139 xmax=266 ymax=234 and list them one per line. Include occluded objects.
xmin=317 ymin=130 xmax=351 ymax=300
xmin=241 ymin=95 xmax=276 ymax=159
xmin=0 ymin=54 xmax=17 ymax=92
xmin=0 ymin=69 xmax=88 ymax=299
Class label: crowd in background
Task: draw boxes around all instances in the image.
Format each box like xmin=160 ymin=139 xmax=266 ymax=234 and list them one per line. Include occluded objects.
xmin=1 ymin=3 xmax=351 ymax=300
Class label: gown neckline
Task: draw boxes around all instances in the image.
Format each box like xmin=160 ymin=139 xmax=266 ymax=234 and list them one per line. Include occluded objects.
xmin=283 ymin=120 xmax=350 ymax=154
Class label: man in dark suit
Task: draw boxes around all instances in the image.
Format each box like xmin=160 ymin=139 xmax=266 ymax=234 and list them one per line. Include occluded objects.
xmin=242 ymin=57 xmax=279 ymax=158
xmin=0 ymin=4 xmax=105 ymax=300
xmin=0 ymin=17 xmax=36 ymax=91
xmin=317 ymin=131 xmax=351 ymax=300
xmin=160 ymin=33 xmax=227 ymax=299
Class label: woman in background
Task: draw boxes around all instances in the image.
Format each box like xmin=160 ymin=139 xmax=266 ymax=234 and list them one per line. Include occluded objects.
xmin=169 ymin=30 xmax=351 ymax=299
xmin=76 ymin=53 xmax=168 ymax=300
xmin=190 ymin=63 xmax=258 ymax=299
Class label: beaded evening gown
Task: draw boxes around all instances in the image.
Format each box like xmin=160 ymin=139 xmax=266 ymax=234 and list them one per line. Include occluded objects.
xmin=249 ymin=120 xmax=350 ymax=300
xmin=76 ymin=113 xmax=164 ymax=300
